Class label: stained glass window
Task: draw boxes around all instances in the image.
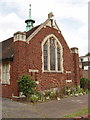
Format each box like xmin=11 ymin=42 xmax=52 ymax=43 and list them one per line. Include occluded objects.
xmin=43 ymin=36 xmax=62 ymax=72
xmin=43 ymin=41 xmax=48 ymax=70
xmin=57 ymin=43 xmax=60 ymax=70
xmin=50 ymin=38 xmax=55 ymax=70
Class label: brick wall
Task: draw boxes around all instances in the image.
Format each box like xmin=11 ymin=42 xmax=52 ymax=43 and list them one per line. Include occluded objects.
xmin=1 ymin=61 xmax=12 ymax=98
xmin=26 ymin=26 xmax=79 ymax=90
xmin=11 ymin=41 xmax=28 ymax=96
xmin=2 ymin=26 xmax=80 ymax=98
xmin=71 ymin=53 xmax=80 ymax=85
xmin=82 ymin=70 xmax=90 ymax=79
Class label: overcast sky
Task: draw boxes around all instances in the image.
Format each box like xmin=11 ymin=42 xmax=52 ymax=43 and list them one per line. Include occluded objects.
xmin=0 ymin=0 xmax=88 ymax=56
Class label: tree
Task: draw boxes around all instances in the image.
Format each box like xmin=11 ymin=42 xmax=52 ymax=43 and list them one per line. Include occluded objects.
xmin=85 ymin=53 xmax=90 ymax=56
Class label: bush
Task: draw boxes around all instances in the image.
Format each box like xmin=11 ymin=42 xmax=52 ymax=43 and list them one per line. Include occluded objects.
xmin=56 ymin=87 xmax=67 ymax=98
xmin=70 ymin=87 xmax=76 ymax=94
xmin=30 ymin=95 xmax=39 ymax=103
xmin=80 ymin=78 xmax=90 ymax=90
xmin=44 ymin=90 xmax=51 ymax=97
xmin=50 ymin=91 xmax=57 ymax=99
xmin=17 ymin=74 xmax=42 ymax=102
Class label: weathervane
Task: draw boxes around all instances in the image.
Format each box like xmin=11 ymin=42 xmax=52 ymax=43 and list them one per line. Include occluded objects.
xmin=25 ymin=4 xmax=35 ymax=31
xmin=29 ymin=4 xmax=31 ymax=19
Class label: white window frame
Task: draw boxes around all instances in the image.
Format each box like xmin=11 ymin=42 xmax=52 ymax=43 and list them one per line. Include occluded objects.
xmin=1 ymin=62 xmax=10 ymax=85
xmin=42 ymin=34 xmax=63 ymax=73
xmin=83 ymin=57 xmax=88 ymax=62
xmin=84 ymin=66 xmax=88 ymax=70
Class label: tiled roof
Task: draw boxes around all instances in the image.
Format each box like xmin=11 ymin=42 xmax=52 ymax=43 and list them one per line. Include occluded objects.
xmin=0 ymin=37 xmax=14 ymax=61
xmin=0 ymin=25 xmax=40 ymax=61
xmin=26 ymin=25 xmax=40 ymax=38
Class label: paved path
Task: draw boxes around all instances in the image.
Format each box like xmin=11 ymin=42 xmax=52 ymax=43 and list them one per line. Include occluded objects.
xmin=2 ymin=94 xmax=88 ymax=118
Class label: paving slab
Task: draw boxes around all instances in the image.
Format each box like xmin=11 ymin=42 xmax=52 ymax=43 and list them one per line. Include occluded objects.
xmin=2 ymin=94 xmax=88 ymax=118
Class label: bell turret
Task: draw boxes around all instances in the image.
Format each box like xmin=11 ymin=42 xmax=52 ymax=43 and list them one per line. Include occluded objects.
xmin=25 ymin=4 xmax=35 ymax=32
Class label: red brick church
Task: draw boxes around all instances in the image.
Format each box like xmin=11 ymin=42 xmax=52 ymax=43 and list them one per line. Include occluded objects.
xmin=0 ymin=6 xmax=80 ymax=98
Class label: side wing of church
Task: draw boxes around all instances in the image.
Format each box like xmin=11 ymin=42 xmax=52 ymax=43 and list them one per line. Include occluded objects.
xmin=0 ymin=10 xmax=80 ymax=98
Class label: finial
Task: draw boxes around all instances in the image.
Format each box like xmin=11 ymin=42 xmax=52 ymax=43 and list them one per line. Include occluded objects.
xmin=48 ymin=12 xmax=54 ymax=19
xmin=29 ymin=4 xmax=31 ymax=19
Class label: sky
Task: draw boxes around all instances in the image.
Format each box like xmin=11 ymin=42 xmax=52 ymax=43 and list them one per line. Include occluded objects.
xmin=0 ymin=0 xmax=88 ymax=56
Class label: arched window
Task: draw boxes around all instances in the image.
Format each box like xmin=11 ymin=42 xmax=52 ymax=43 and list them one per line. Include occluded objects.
xmin=42 ymin=34 xmax=63 ymax=72
xmin=43 ymin=41 xmax=48 ymax=70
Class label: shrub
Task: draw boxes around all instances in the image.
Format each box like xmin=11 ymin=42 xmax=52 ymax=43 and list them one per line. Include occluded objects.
xmin=80 ymin=78 xmax=90 ymax=90
xmin=44 ymin=90 xmax=51 ymax=97
xmin=17 ymin=74 xmax=42 ymax=102
xmin=50 ymin=91 xmax=57 ymax=99
xmin=56 ymin=87 xmax=67 ymax=98
xmin=79 ymin=88 xmax=84 ymax=93
xmin=30 ymin=94 xmax=39 ymax=103
xmin=70 ymin=87 xmax=76 ymax=95
xmin=33 ymin=89 xmax=43 ymax=100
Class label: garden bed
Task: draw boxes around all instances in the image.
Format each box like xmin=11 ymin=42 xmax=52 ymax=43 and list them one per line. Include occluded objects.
xmin=16 ymin=75 xmax=89 ymax=104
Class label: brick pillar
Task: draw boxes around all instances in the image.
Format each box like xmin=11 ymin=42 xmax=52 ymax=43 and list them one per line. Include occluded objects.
xmin=12 ymin=31 xmax=27 ymax=96
xmin=71 ymin=47 xmax=80 ymax=86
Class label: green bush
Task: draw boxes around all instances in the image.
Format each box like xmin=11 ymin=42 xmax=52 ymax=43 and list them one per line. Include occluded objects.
xmin=17 ymin=74 xmax=42 ymax=102
xmin=30 ymin=94 xmax=39 ymax=103
xmin=80 ymin=78 xmax=90 ymax=90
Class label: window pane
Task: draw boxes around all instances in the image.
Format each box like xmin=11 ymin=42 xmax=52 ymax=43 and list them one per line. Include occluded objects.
xmin=2 ymin=73 xmax=5 ymax=83
xmin=6 ymin=73 xmax=10 ymax=83
xmin=6 ymin=64 xmax=9 ymax=72
xmin=57 ymin=44 xmax=60 ymax=70
xmin=2 ymin=63 xmax=10 ymax=84
xmin=50 ymin=38 xmax=55 ymax=70
xmin=2 ymin=64 xmax=6 ymax=72
xmin=43 ymin=41 xmax=48 ymax=70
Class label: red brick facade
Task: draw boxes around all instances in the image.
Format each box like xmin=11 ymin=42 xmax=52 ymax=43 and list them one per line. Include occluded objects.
xmin=1 ymin=25 xmax=80 ymax=98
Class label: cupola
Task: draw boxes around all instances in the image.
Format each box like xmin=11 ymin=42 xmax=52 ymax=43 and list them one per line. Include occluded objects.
xmin=25 ymin=4 xmax=35 ymax=32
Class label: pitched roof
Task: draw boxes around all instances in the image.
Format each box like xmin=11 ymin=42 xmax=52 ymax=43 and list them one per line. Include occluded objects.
xmin=0 ymin=25 xmax=40 ymax=61
xmin=26 ymin=18 xmax=61 ymax=42
xmin=26 ymin=25 xmax=40 ymax=38
xmin=0 ymin=37 xmax=14 ymax=61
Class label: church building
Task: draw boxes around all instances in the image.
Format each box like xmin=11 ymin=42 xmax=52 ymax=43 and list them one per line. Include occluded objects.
xmin=0 ymin=5 xmax=80 ymax=98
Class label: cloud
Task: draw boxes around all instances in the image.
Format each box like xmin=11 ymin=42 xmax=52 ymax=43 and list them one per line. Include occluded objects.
xmin=0 ymin=13 xmax=25 ymax=41
xmin=0 ymin=0 xmax=88 ymax=56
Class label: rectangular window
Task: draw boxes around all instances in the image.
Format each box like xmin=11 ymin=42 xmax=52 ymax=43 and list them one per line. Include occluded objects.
xmin=88 ymin=57 xmax=90 ymax=61
xmin=80 ymin=58 xmax=83 ymax=62
xmin=1 ymin=62 xmax=10 ymax=84
xmin=88 ymin=66 xmax=90 ymax=70
xmin=84 ymin=66 xmax=88 ymax=70
xmin=83 ymin=57 xmax=88 ymax=62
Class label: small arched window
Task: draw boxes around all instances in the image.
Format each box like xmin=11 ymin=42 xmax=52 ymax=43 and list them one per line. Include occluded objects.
xmin=43 ymin=41 xmax=48 ymax=70
xmin=42 ymin=34 xmax=63 ymax=72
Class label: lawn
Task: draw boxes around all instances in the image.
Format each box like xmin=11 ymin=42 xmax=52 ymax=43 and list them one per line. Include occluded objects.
xmin=63 ymin=108 xmax=90 ymax=118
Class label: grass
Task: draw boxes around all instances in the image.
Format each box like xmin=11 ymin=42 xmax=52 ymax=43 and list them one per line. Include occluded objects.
xmin=63 ymin=108 xmax=90 ymax=118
